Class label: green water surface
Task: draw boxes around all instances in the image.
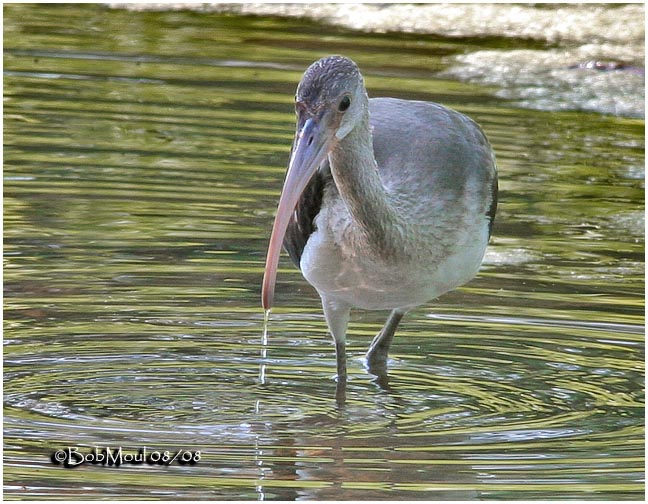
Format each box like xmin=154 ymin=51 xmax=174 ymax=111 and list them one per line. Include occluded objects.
xmin=4 ymin=4 xmax=644 ymax=500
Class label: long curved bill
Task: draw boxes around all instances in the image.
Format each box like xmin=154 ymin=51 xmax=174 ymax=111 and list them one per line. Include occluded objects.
xmin=262 ymin=116 xmax=333 ymax=310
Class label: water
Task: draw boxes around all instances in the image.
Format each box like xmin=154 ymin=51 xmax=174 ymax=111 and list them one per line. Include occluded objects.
xmin=205 ymin=2 xmax=646 ymax=118
xmin=4 ymin=4 xmax=644 ymax=500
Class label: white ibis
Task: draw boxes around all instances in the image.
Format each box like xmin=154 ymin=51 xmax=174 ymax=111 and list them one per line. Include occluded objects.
xmin=262 ymin=55 xmax=497 ymax=385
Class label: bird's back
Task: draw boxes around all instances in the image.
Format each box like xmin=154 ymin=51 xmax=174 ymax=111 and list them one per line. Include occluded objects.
xmin=368 ymin=97 xmax=497 ymax=235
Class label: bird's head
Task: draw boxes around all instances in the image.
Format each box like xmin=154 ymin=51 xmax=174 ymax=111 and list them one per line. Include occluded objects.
xmin=296 ymin=55 xmax=367 ymax=141
xmin=262 ymin=56 xmax=367 ymax=310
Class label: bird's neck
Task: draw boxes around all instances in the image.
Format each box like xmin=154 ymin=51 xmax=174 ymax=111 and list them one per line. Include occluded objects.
xmin=328 ymin=112 xmax=405 ymax=259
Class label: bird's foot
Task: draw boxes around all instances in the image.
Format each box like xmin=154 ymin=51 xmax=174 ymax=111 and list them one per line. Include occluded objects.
xmin=365 ymin=345 xmax=388 ymax=373
xmin=365 ymin=348 xmax=391 ymax=390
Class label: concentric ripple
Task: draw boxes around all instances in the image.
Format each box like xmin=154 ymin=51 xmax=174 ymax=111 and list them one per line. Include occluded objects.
xmin=4 ymin=311 xmax=644 ymax=499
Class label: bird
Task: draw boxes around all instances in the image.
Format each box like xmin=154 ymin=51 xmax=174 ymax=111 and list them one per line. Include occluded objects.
xmin=261 ymin=55 xmax=497 ymax=388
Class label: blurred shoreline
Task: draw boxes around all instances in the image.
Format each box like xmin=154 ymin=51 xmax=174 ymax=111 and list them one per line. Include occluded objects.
xmin=108 ymin=3 xmax=645 ymax=118
xmin=109 ymin=3 xmax=644 ymax=46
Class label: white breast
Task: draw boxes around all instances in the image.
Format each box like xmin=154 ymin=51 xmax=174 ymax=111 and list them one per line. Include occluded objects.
xmin=299 ymin=203 xmax=490 ymax=311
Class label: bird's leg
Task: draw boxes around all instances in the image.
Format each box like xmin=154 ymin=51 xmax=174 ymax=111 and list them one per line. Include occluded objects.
xmin=334 ymin=338 xmax=347 ymax=382
xmin=321 ymin=297 xmax=351 ymax=383
xmin=366 ymin=309 xmax=406 ymax=374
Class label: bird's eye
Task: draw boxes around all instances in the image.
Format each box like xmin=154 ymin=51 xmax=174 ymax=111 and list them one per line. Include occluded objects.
xmin=338 ymin=96 xmax=351 ymax=112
